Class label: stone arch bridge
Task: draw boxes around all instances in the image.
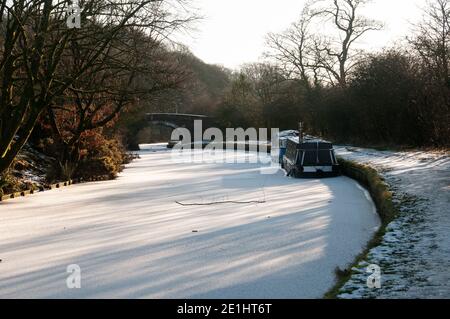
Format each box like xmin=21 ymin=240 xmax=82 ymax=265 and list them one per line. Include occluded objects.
xmin=146 ymin=113 xmax=215 ymax=143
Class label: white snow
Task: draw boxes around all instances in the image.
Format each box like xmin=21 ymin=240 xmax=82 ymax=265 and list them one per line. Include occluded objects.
xmin=0 ymin=145 xmax=379 ymax=299
xmin=335 ymin=146 xmax=450 ymax=299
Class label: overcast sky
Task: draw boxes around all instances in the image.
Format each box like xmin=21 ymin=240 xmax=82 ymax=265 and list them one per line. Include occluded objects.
xmin=179 ymin=0 xmax=426 ymax=69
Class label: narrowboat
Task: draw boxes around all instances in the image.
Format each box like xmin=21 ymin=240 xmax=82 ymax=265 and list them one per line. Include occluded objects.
xmin=282 ymin=137 xmax=340 ymax=177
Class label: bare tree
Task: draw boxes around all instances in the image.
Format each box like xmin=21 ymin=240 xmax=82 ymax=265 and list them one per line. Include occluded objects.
xmin=409 ymin=0 xmax=450 ymax=145
xmin=311 ymin=0 xmax=383 ymax=86
xmin=266 ymin=4 xmax=321 ymax=87
xmin=410 ymin=0 xmax=450 ymax=86
xmin=240 ymin=63 xmax=286 ymax=106
xmin=46 ymin=31 xmax=190 ymax=178
xmin=0 ymin=0 xmax=195 ymax=176
xmin=267 ymin=0 xmax=382 ymax=87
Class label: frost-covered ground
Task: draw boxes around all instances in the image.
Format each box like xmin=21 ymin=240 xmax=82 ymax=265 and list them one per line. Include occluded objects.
xmin=335 ymin=147 xmax=450 ymax=299
xmin=0 ymin=145 xmax=379 ymax=299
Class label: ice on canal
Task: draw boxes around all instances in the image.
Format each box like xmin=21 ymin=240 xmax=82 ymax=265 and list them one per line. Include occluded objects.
xmin=0 ymin=145 xmax=380 ymax=298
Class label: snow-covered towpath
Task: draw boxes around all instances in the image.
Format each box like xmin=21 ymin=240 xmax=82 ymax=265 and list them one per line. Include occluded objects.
xmin=336 ymin=147 xmax=450 ymax=299
xmin=0 ymin=145 xmax=379 ymax=299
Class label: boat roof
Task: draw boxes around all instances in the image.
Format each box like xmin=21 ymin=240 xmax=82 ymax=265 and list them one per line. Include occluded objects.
xmin=287 ymin=136 xmax=332 ymax=145
xmin=277 ymin=130 xmax=299 ymax=138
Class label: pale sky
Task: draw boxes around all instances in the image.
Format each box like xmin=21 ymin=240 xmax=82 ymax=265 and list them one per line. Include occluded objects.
xmin=179 ymin=0 xmax=426 ymax=69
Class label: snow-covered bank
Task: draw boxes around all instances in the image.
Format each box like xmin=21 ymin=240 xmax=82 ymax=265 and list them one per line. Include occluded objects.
xmin=0 ymin=144 xmax=55 ymax=195
xmin=335 ymin=147 xmax=450 ymax=299
xmin=0 ymin=146 xmax=379 ymax=299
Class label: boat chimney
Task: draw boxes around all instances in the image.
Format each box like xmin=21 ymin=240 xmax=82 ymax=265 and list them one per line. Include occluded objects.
xmin=299 ymin=122 xmax=304 ymax=143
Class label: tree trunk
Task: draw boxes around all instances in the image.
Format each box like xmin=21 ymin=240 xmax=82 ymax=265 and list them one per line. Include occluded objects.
xmin=0 ymin=105 xmax=45 ymax=175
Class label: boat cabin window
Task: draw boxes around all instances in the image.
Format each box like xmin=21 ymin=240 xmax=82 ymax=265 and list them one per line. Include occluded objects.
xmin=302 ymin=150 xmax=317 ymax=165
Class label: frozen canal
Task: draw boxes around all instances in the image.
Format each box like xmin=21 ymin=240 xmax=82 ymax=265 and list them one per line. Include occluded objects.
xmin=0 ymin=145 xmax=380 ymax=298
